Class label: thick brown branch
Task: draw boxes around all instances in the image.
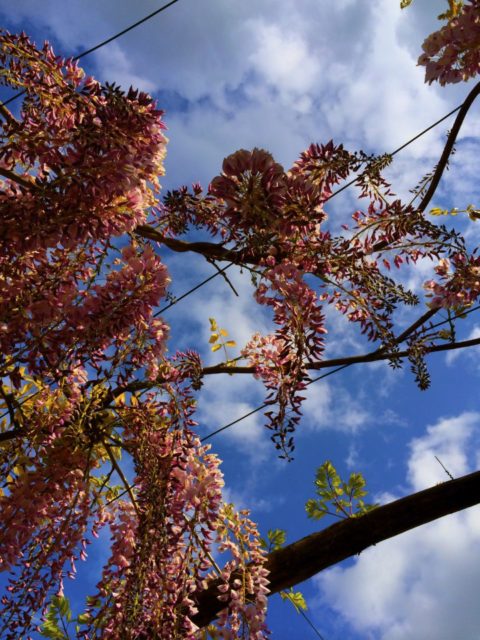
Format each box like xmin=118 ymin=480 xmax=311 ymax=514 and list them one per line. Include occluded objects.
xmin=0 ymin=428 xmax=24 ymax=444
xmin=391 ymin=306 xmax=438 ymax=344
xmin=135 ymin=225 xmax=248 ymax=263
xmin=418 ymin=81 xmax=480 ymax=214
xmin=370 ymin=81 xmax=480 ymax=254
xmin=192 ymin=469 xmax=480 ymax=628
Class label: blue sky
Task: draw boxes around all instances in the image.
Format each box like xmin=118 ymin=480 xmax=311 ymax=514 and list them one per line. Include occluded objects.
xmin=2 ymin=1 xmax=480 ymax=638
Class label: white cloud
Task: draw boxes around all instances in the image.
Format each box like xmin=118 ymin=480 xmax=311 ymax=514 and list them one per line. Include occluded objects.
xmin=248 ymin=21 xmax=319 ymax=110
xmin=345 ymin=442 xmax=360 ymax=469
xmin=2 ymin=0 xmax=464 ymax=190
xmin=314 ymin=411 xmax=480 ymax=640
xmin=302 ymin=380 xmax=370 ymax=434
xmin=408 ymin=412 xmax=477 ymax=488
xmin=446 ymin=324 xmax=480 ymax=366
xmin=197 ymin=376 xmax=267 ymax=449
xmin=93 ymin=43 xmax=157 ymax=93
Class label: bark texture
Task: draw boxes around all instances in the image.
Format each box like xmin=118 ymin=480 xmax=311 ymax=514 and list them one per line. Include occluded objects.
xmin=193 ymin=470 xmax=480 ymax=628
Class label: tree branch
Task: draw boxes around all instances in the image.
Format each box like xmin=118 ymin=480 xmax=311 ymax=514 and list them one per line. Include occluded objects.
xmin=192 ymin=469 xmax=480 ymax=628
xmin=0 ymin=101 xmax=18 ymax=126
xmin=0 ymin=166 xmax=37 ymax=189
xmin=417 ymin=81 xmax=480 ymax=214
xmin=307 ymin=335 xmax=480 ymax=370
xmin=135 ymin=225 xmax=247 ymax=263
xmin=0 ymin=428 xmax=24 ymax=443
xmin=201 ymin=335 xmax=480 ymax=376
xmin=2 ymin=335 xmax=477 ymax=446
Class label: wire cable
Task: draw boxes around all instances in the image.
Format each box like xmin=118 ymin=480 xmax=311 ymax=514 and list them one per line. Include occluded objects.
xmin=280 ymin=592 xmax=326 ymax=640
xmin=0 ymin=0 xmax=182 ymax=108
xmin=154 ymin=263 xmax=233 ymax=316
xmin=72 ymin=0 xmax=181 ymax=61
xmin=296 ymin=607 xmax=327 ymax=640
xmin=200 ymin=299 xmax=480 ymax=442
xmin=201 ymin=365 xmax=349 ymax=442
xmin=326 ymin=104 xmax=462 ymax=202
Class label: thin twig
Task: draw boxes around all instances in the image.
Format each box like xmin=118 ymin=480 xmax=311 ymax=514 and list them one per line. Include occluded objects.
xmin=435 ymin=455 xmax=454 ymax=480
xmin=207 ymin=259 xmax=239 ymax=297
xmin=104 ymin=442 xmax=140 ymax=517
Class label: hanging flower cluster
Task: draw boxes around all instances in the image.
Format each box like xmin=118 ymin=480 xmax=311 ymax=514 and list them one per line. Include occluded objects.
xmin=79 ymin=391 xmax=268 ymax=639
xmin=424 ymin=253 xmax=480 ymax=309
xmin=243 ymin=262 xmax=326 ymax=458
xmin=0 ymin=31 xmax=270 ymax=639
xmin=0 ymin=30 xmax=169 ymax=384
xmin=2 ymin=10 xmax=480 ymax=637
xmin=0 ymin=378 xmax=106 ymax=638
xmin=418 ymin=0 xmax=480 ymax=84
xmin=0 ymin=31 xmax=167 ymax=252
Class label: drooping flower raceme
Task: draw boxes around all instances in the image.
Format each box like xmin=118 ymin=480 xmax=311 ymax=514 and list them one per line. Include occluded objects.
xmin=0 ymin=31 xmax=270 ymax=639
xmin=418 ymin=0 xmax=480 ymax=84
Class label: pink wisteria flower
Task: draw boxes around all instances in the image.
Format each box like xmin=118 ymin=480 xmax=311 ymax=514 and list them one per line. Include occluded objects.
xmin=418 ymin=0 xmax=480 ymax=84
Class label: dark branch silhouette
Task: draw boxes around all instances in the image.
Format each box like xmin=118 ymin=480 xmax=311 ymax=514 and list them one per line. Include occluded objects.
xmin=192 ymin=469 xmax=480 ymax=628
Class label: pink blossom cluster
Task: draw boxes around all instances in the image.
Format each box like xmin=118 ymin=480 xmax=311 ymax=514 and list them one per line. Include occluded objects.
xmin=209 ymin=148 xmax=287 ymax=239
xmin=0 ymin=31 xmax=170 ymax=383
xmin=214 ymin=504 xmax=270 ymax=639
xmin=0 ymin=367 xmax=115 ymax=639
xmin=418 ymin=0 xmax=480 ymax=84
xmin=0 ymin=241 xmax=169 ymax=382
xmin=72 ymin=243 xmax=170 ymax=379
xmin=424 ymin=253 xmax=480 ymax=308
xmin=0 ymin=433 xmax=103 ymax=637
xmin=0 ymin=31 xmax=167 ymax=254
xmin=162 ymin=143 xmax=346 ymax=259
xmin=243 ymin=262 xmax=326 ymax=458
xmin=83 ymin=398 xmax=268 ymax=638
xmin=255 ymin=262 xmax=327 ymax=362
xmin=0 ymin=32 xmax=272 ymax=639
xmin=289 ymin=140 xmax=353 ymax=200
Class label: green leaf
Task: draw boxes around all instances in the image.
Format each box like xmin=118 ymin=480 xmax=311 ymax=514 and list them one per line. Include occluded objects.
xmin=55 ymin=595 xmax=72 ymax=620
xmin=77 ymin=613 xmax=91 ymax=624
xmin=39 ymin=619 xmax=67 ymax=640
xmin=307 ymin=460 xmax=378 ymax=520
xmin=305 ymin=498 xmax=327 ymax=520
xmin=280 ymin=588 xmax=308 ymax=613
xmin=211 ymin=343 xmax=222 ymax=352
xmin=400 ymin=0 xmax=413 ymax=8
xmin=267 ymin=528 xmax=286 ymax=550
